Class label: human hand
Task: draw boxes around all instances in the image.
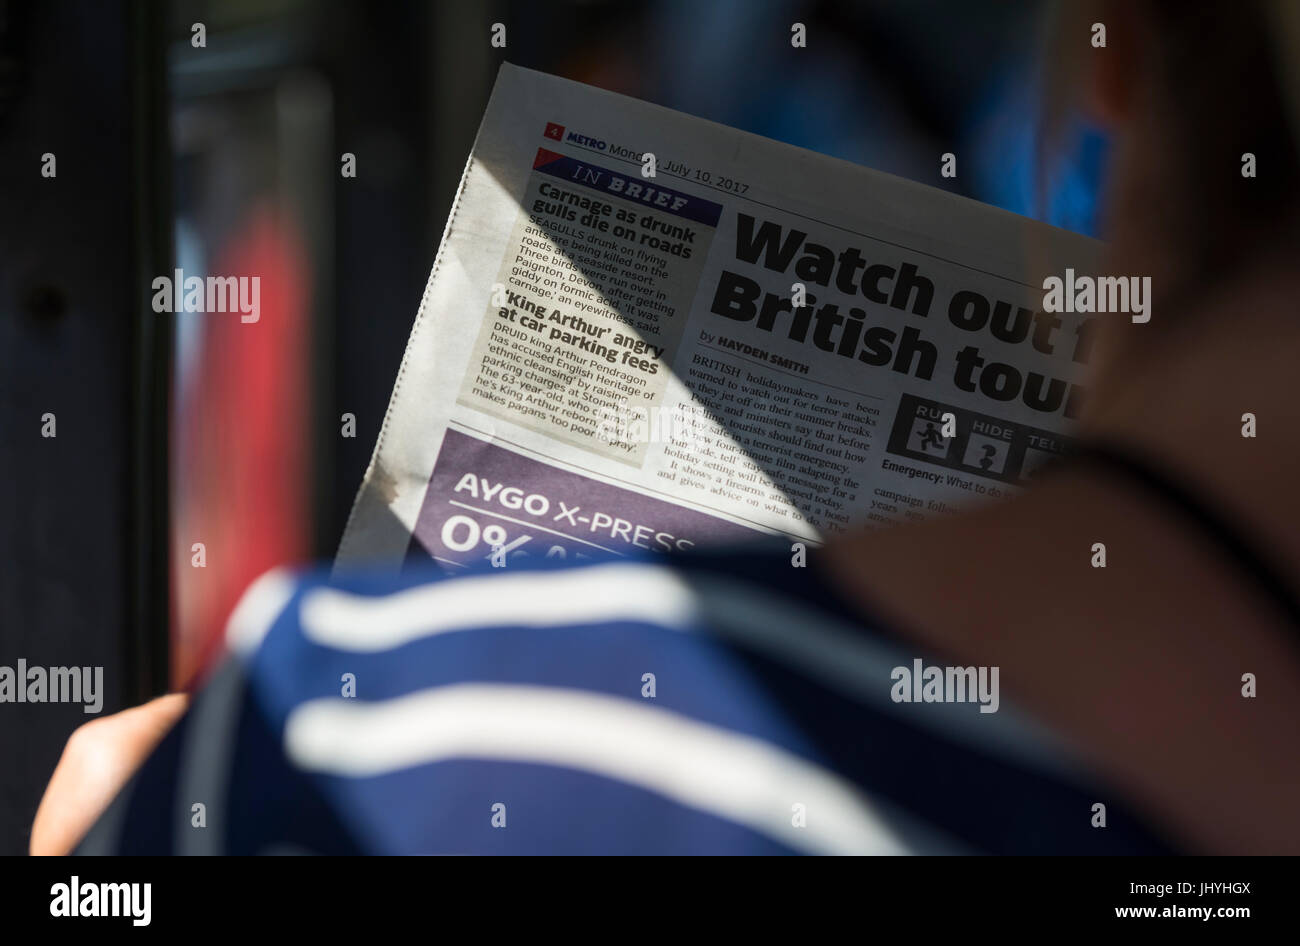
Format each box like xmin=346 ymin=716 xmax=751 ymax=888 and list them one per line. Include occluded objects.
xmin=30 ymin=693 xmax=189 ymax=855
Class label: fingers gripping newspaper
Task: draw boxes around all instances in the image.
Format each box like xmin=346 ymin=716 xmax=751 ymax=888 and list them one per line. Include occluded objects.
xmin=337 ymin=64 xmax=1099 ymax=573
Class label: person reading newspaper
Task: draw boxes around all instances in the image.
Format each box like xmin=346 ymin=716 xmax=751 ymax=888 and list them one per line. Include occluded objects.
xmin=33 ymin=0 xmax=1300 ymax=855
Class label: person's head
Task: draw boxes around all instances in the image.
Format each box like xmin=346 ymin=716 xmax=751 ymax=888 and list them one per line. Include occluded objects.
xmin=1044 ymin=1 xmax=1300 ymax=391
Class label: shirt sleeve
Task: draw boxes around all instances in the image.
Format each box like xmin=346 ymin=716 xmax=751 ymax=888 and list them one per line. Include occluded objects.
xmin=76 ymin=547 xmax=1178 ymax=855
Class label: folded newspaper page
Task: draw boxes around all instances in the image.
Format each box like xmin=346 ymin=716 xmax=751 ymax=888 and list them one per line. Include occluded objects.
xmin=337 ymin=63 xmax=1099 ymax=572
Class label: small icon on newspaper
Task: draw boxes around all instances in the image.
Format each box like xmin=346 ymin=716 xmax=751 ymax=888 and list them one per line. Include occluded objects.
xmin=1019 ymin=446 xmax=1058 ymax=480
xmin=962 ymin=433 xmax=1008 ymax=474
xmin=544 ymin=122 xmax=565 ymax=141
xmin=908 ymin=419 xmax=950 ymax=457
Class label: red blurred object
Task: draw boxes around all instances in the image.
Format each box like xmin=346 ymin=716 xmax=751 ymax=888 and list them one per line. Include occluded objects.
xmin=171 ymin=207 xmax=312 ymax=689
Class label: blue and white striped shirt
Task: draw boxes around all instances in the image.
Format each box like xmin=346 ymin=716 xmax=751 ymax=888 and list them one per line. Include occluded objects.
xmin=79 ymin=543 xmax=1176 ymax=855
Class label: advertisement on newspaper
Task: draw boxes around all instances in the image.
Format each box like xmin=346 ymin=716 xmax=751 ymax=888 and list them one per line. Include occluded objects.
xmin=336 ymin=63 xmax=1100 ymax=573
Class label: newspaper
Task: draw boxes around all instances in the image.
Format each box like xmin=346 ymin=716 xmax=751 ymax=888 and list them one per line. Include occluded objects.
xmin=336 ymin=63 xmax=1099 ymax=573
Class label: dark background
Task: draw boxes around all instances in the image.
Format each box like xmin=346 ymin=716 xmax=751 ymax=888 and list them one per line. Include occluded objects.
xmin=0 ymin=0 xmax=1103 ymax=855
